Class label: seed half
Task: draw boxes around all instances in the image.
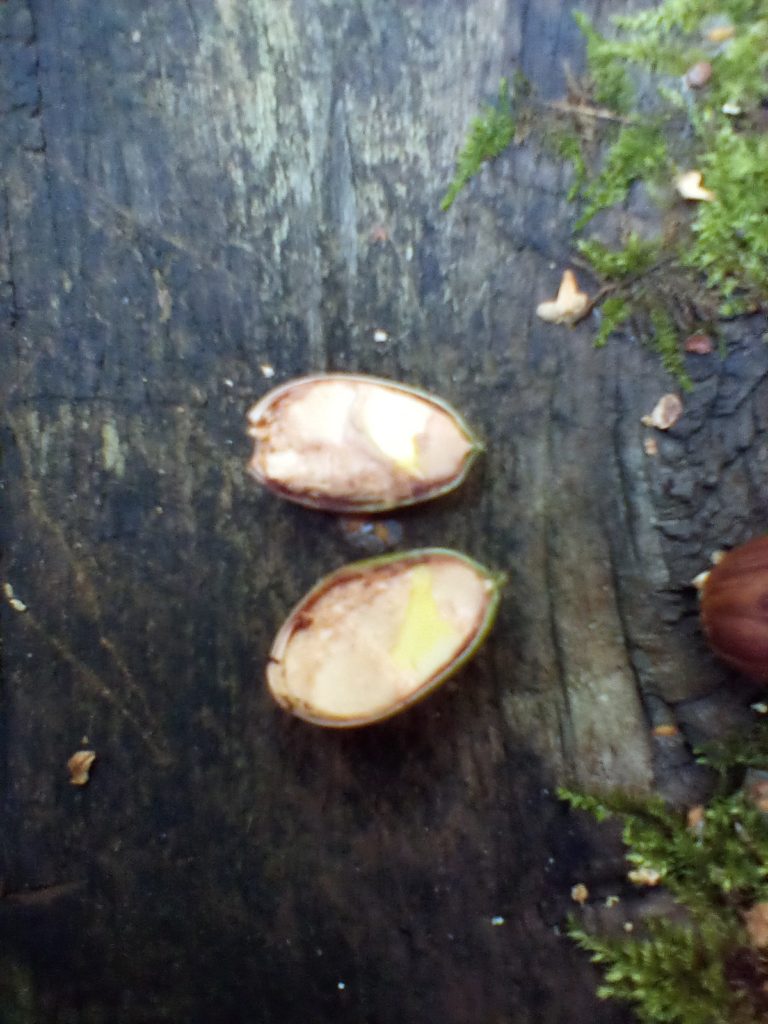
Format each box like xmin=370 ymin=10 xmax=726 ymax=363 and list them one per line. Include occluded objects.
xmin=246 ymin=374 xmax=481 ymax=512
xmin=267 ymin=549 xmax=502 ymax=727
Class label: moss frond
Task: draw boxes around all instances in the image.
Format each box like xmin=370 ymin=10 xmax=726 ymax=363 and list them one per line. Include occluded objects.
xmin=593 ymin=295 xmax=633 ymax=348
xmin=441 ymin=79 xmax=516 ymax=211
xmin=560 ymin=721 xmax=768 ymax=1022
xmin=649 ymin=307 xmax=693 ymax=390
xmin=569 ymin=916 xmax=749 ymax=1024
xmin=575 ymin=123 xmax=669 ymax=230
xmin=572 ymin=11 xmax=634 ymax=112
xmin=577 ymin=234 xmax=661 ymax=280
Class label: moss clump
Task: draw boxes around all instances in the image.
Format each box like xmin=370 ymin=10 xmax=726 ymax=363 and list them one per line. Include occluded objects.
xmin=568 ymin=0 xmax=768 ymax=378
xmin=572 ymin=10 xmax=634 ymax=112
xmin=440 ymin=79 xmax=516 ymax=211
xmin=570 ymin=916 xmax=747 ymax=1024
xmin=577 ymin=234 xmax=662 ymax=281
xmin=575 ymin=123 xmax=670 ymax=231
xmin=441 ymin=0 xmax=768 ymax=385
xmin=687 ymin=126 xmax=768 ymax=313
xmin=578 ymin=234 xmax=705 ymax=388
xmin=560 ymin=721 xmax=768 ymax=1023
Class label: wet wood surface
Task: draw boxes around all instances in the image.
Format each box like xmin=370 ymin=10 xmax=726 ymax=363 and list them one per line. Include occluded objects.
xmin=2 ymin=0 xmax=768 ymax=1021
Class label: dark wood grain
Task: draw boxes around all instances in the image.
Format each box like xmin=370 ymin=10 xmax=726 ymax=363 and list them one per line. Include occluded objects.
xmin=2 ymin=0 xmax=768 ymax=1020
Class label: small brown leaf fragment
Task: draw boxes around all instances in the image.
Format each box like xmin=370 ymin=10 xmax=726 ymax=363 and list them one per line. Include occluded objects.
xmin=570 ymin=883 xmax=589 ymax=904
xmin=652 ymin=723 xmax=679 ymax=737
xmin=744 ymin=903 xmax=768 ymax=948
xmin=687 ymin=805 xmax=705 ymax=831
xmin=641 ymin=394 xmax=683 ymax=430
xmin=684 ymin=332 xmax=714 ymax=354
xmin=536 ymin=270 xmax=591 ymax=326
xmin=684 ymin=61 xmax=713 ymax=88
xmin=643 ymin=437 xmax=659 ymax=456
xmin=676 ymin=170 xmax=716 ymax=202
xmin=748 ymin=779 xmax=768 ymax=813
xmin=67 ymin=750 xmax=96 ymax=786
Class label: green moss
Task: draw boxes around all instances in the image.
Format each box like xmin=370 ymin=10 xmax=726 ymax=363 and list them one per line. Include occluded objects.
xmin=594 ymin=295 xmax=633 ymax=348
xmin=577 ymin=234 xmax=661 ymax=280
xmin=441 ymin=79 xmax=516 ymax=211
xmin=572 ymin=11 xmax=634 ymax=112
xmin=698 ymin=721 xmax=768 ymax=778
xmin=559 ymin=721 xmax=768 ymax=1023
xmin=569 ymin=916 xmax=747 ymax=1024
xmin=565 ymin=0 xmax=768 ymax=382
xmin=575 ymin=123 xmax=669 ymax=230
xmin=687 ymin=127 xmax=768 ymax=311
xmin=577 ymin=236 xmax=697 ymax=388
xmin=649 ymin=306 xmax=693 ymax=390
xmin=554 ymin=130 xmax=590 ymax=201
xmin=441 ymin=0 xmax=767 ymax=385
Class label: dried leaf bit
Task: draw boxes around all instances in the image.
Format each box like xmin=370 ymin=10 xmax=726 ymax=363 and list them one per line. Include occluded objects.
xmin=571 ymin=883 xmax=589 ymax=905
xmin=3 ymin=582 xmax=28 ymax=612
xmin=652 ymin=723 xmax=679 ymax=737
xmin=687 ymin=805 xmax=705 ymax=832
xmin=675 ymin=170 xmax=716 ymax=202
xmin=628 ymin=867 xmax=662 ymax=887
xmin=684 ymin=332 xmax=714 ymax=355
xmin=536 ymin=270 xmax=591 ymax=325
xmin=67 ymin=750 xmax=96 ymax=786
xmin=743 ymin=903 xmax=768 ymax=948
xmin=643 ymin=437 xmax=659 ymax=456
xmin=747 ymin=778 xmax=768 ymax=814
xmin=683 ymin=61 xmax=713 ymax=88
xmin=641 ymin=394 xmax=683 ymax=430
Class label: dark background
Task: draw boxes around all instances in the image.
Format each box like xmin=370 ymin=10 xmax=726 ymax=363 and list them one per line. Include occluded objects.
xmin=2 ymin=0 xmax=767 ymax=1020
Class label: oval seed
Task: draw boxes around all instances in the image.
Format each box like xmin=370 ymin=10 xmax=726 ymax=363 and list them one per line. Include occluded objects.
xmin=246 ymin=374 xmax=481 ymax=512
xmin=267 ymin=549 xmax=502 ymax=727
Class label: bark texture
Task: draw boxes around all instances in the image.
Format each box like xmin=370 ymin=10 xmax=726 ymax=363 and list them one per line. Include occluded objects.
xmin=2 ymin=0 xmax=767 ymax=1021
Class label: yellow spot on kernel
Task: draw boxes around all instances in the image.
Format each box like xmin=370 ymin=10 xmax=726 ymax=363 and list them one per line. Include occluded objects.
xmin=390 ymin=567 xmax=457 ymax=676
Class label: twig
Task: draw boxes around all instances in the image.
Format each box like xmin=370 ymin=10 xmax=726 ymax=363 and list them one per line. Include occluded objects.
xmin=543 ymin=99 xmax=634 ymax=124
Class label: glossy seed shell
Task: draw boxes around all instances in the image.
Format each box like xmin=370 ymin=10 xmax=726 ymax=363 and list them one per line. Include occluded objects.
xmin=266 ymin=549 xmax=502 ymax=727
xmin=246 ymin=374 xmax=481 ymax=512
xmin=700 ymin=536 xmax=768 ymax=682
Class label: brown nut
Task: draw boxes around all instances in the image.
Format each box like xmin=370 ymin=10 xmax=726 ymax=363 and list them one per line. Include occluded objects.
xmin=699 ymin=536 xmax=768 ymax=681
